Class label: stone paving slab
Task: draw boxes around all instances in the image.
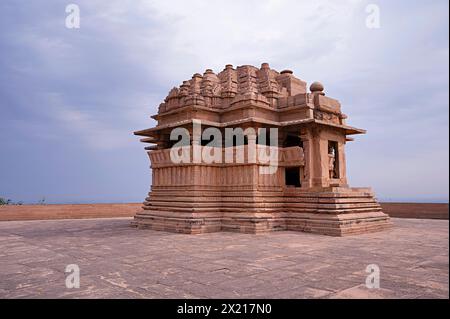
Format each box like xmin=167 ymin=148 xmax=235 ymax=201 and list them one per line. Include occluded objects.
xmin=0 ymin=218 xmax=448 ymax=299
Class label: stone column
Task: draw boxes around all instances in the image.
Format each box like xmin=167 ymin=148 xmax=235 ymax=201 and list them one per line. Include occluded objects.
xmin=338 ymin=141 xmax=348 ymax=187
xmin=312 ymin=130 xmax=330 ymax=188
xmin=247 ymin=128 xmax=259 ymax=190
xmin=302 ymin=126 xmax=331 ymax=189
xmin=300 ymin=129 xmax=313 ymax=189
xmin=190 ymin=122 xmax=202 ymax=191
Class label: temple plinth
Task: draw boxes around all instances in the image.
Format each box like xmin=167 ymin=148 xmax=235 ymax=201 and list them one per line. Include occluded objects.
xmin=132 ymin=63 xmax=391 ymax=236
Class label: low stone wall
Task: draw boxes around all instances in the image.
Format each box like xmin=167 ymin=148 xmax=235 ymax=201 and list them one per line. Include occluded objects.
xmin=381 ymin=203 xmax=448 ymax=220
xmin=0 ymin=203 xmax=142 ymax=221
xmin=0 ymin=202 xmax=447 ymax=222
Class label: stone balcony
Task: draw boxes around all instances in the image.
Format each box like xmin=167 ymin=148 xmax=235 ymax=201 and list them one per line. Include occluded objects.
xmin=148 ymin=145 xmax=304 ymax=168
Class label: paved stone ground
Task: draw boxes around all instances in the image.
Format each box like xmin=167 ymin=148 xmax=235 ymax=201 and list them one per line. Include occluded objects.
xmin=0 ymin=218 xmax=448 ymax=299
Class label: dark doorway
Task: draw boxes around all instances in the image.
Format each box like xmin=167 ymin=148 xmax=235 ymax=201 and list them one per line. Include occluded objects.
xmin=285 ymin=167 xmax=301 ymax=187
xmin=328 ymin=141 xmax=340 ymax=179
xmin=283 ymin=134 xmax=303 ymax=148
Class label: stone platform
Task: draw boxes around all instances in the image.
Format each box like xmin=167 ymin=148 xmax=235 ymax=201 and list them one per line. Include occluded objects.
xmin=133 ymin=187 xmax=391 ymax=236
xmin=0 ymin=218 xmax=447 ymax=299
xmin=0 ymin=202 xmax=445 ymax=222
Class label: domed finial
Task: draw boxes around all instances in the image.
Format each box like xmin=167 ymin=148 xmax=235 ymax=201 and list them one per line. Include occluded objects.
xmin=280 ymin=69 xmax=293 ymax=75
xmin=261 ymin=62 xmax=270 ymax=69
xmin=225 ymin=64 xmax=234 ymax=70
xmin=310 ymin=81 xmax=324 ymax=94
xmin=204 ymin=69 xmax=214 ymax=75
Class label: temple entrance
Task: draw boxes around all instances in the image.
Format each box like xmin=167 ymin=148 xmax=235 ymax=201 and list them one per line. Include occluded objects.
xmin=328 ymin=141 xmax=339 ymax=179
xmin=285 ymin=167 xmax=301 ymax=187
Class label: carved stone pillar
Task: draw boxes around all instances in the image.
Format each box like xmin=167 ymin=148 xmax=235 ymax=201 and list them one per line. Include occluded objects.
xmin=313 ymin=132 xmax=329 ymax=188
xmin=338 ymin=141 xmax=348 ymax=187
xmin=300 ymin=129 xmax=313 ymax=189
xmin=246 ymin=130 xmax=259 ymax=190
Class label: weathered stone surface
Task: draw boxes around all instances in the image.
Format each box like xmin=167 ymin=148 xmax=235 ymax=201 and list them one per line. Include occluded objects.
xmin=0 ymin=218 xmax=447 ymax=299
xmin=0 ymin=203 xmax=142 ymax=221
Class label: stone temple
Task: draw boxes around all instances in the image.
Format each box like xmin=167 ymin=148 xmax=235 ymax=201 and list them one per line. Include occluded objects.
xmin=133 ymin=63 xmax=391 ymax=236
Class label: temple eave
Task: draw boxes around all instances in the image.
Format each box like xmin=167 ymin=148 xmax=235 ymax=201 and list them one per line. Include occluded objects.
xmin=312 ymin=120 xmax=366 ymax=135
xmin=134 ymin=118 xmax=365 ymax=137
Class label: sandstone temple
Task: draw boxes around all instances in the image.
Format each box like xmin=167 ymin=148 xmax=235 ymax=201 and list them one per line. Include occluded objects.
xmin=133 ymin=63 xmax=391 ymax=236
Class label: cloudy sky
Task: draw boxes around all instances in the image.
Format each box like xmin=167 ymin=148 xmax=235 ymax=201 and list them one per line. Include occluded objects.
xmin=0 ymin=0 xmax=448 ymax=204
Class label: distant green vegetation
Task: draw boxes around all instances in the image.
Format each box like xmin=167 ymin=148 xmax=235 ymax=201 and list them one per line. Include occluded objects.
xmin=0 ymin=197 xmax=12 ymax=205
xmin=0 ymin=197 xmax=23 ymax=206
xmin=0 ymin=197 xmax=48 ymax=206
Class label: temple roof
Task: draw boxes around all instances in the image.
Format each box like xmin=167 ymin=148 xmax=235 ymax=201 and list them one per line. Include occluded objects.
xmin=134 ymin=63 xmax=367 ymax=139
xmin=158 ymin=63 xmax=308 ymax=112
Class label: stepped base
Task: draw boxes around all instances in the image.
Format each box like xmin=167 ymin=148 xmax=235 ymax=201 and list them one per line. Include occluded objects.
xmin=132 ymin=187 xmax=391 ymax=236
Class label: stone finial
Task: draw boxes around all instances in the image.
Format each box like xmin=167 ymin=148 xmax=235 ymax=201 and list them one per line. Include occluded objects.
xmin=280 ymin=70 xmax=293 ymax=75
xmin=310 ymin=81 xmax=324 ymax=94
xmin=225 ymin=64 xmax=234 ymax=70
xmin=261 ymin=62 xmax=270 ymax=69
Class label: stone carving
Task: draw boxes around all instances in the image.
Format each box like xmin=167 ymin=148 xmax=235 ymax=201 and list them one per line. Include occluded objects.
xmin=257 ymin=62 xmax=282 ymax=99
xmin=314 ymin=110 xmax=341 ymax=124
xmin=160 ymin=63 xmax=306 ymax=110
xmin=218 ymin=64 xmax=238 ymax=98
xmin=236 ymin=65 xmax=259 ymax=96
